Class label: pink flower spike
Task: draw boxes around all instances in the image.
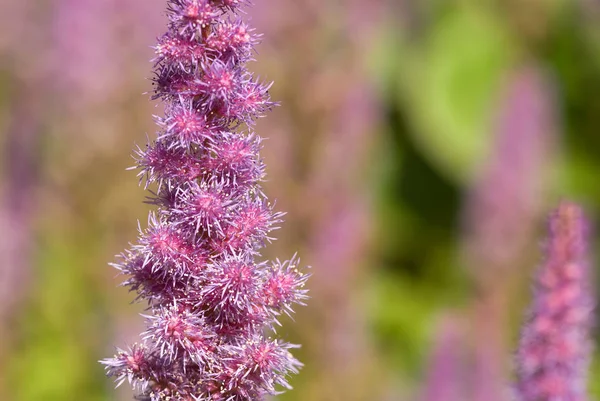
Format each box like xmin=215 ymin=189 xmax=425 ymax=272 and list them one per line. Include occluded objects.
xmin=101 ymin=0 xmax=308 ymax=399
xmin=515 ymin=202 xmax=594 ymax=401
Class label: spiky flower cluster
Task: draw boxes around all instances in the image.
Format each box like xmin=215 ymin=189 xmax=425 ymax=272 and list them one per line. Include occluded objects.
xmin=102 ymin=1 xmax=308 ymax=400
xmin=515 ymin=202 xmax=593 ymax=401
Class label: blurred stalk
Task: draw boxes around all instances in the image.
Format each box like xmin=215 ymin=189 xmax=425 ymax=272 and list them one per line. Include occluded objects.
xmin=501 ymin=0 xmax=551 ymax=47
xmin=304 ymin=81 xmax=380 ymax=401
xmin=0 ymin=85 xmax=42 ymax=385
xmin=461 ymin=64 xmax=557 ymax=401
xmin=49 ymin=2 xmax=162 ymax=400
xmin=421 ymin=314 xmax=466 ymax=401
xmin=0 ymin=0 xmax=51 ymax=396
xmin=1 ymin=0 xmax=160 ymax=399
xmin=252 ymin=0 xmax=387 ymax=399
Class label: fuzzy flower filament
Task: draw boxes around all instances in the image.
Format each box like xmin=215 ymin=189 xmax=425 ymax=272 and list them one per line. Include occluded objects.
xmin=515 ymin=202 xmax=593 ymax=401
xmin=101 ymin=1 xmax=308 ymax=400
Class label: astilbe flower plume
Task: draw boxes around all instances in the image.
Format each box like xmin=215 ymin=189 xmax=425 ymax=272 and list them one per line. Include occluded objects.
xmin=101 ymin=1 xmax=309 ymax=400
xmin=515 ymin=202 xmax=594 ymax=401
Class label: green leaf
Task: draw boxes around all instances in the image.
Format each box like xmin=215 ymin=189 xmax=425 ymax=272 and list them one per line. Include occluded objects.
xmin=397 ymin=5 xmax=516 ymax=183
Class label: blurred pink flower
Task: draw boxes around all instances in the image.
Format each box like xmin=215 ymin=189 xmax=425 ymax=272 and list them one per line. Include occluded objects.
xmin=463 ymin=64 xmax=556 ymax=284
xmin=53 ymin=0 xmax=122 ymax=108
xmin=462 ymin=64 xmax=557 ymax=401
xmin=0 ymin=89 xmax=41 ymax=337
xmin=250 ymin=1 xmax=385 ymax=399
xmin=421 ymin=315 xmax=466 ymax=401
xmin=516 ymin=202 xmax=593 ymax=401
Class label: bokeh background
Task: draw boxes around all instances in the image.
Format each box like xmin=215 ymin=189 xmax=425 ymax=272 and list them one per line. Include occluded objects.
xmin=1 ymin=0 xmax=600 ymax=400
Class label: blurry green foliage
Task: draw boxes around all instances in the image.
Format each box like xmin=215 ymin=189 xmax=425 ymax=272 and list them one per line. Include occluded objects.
xmin=7 ymin=229 xmax=107 ymax=401
xmin=396 ymin=5 xmax=515 ymax=183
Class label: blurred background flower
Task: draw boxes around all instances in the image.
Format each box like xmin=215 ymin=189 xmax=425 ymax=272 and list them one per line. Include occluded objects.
xmin=0 ymin=0 xmax=599 ymax=400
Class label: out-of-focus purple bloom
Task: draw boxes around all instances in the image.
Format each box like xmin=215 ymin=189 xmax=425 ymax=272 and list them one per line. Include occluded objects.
xmin=306 ymin=83 xmax=378 ymax=388
xmin=53 ymin=0 xmax=121 ymax=108
xmin=463 ymin=64 xmax=556 ymax=285
xmin=0 ymin=87 xmax=41 ymax=335
xmin=461 ymin=65 xmax=557 ymax=401
xmin=101 ymin=1 xmax=308 ymax=400
xmin=515 ymin=202 xmax=593 ymax=401
xmin=53 ymin=0 xmax=165 ymax=114
xmin=0 ymin=0 xmax=48 ymax=360
xmin=250 ymin=1 xmax=385 ymax=398
xmin=421 ymin=315 xmax=466 ymax=401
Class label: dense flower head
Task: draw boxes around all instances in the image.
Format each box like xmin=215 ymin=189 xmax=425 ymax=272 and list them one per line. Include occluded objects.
xmin=102 ymin=1 xmax=308 ymax=399
xmin=515 ymin=202 xmax=594 ymax=401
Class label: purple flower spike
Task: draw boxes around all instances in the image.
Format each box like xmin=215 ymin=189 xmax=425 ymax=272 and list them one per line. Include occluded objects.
xmin=101 ymin=1 xmax=308 ymax=400
xmin=463 ymin=64 xmax=556 ymax=285
xmin=515 ymin=202 xmax=594 ymax=401
xmin=462 ymin=64 xmax=556 ymax=401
